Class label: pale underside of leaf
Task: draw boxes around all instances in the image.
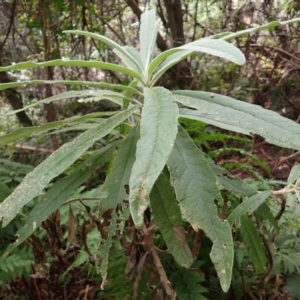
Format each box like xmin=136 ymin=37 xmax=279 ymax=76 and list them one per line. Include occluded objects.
xmin=129 ymin=87 xmax=179 ymax=227
xmin=167 ymin=126 xmax=233 ymax=292
xmin=174 ymin=90 xmax=300 ymax=150
xmin=139 ymin=10 xmax=158 ymax=72
xmin=149 ymin=38 xmax=245 ymax=85
xmin=179 ymin=38 xmax=245 ymax=65
xmin=0 ymin=106 xmax=138 ymax=227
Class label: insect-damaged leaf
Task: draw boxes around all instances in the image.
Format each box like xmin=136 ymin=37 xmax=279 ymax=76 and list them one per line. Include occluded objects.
xmin=129 ymin=87 xmax=178 ymax=227
xmin=167 ymin=126 xmax=233 ymax=292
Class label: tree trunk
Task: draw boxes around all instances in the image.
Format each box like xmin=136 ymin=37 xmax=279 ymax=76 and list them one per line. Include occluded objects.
xmin=0 ymin=61 xmax=33 ymax=127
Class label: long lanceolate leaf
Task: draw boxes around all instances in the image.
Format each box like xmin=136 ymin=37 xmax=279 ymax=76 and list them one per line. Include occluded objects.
xmin=101 ymin=126 xmax=140 ymax=211
xmin=240 ymin=215 xmax=267 ymax=274
xmin=167 ymin=126 xmax=233 ymax=292
xmin=0 ymin=112 xmax=117 ymax=145
xmin=215 ymin=18 xmax=300 ymax=40
xmin=149 ymin=38 xmax=245 ymax=85
xmin=129 ymin=87 xmax=178 ymax=227
xmin=0 ymin=60 xmax=142 ymax=81
xmin=150 ymin=173 xmax=193 ymax=267
xmin=64 ymin=30 xmax=144 ymax=74
xmin=139 ymin=10 xmax=158 ymax=74
xmin=0 ymin=80 xmax=140 ymax=94
xmin=7 ymin=90 xmax=126 ymax=115
xmin=3 ymin=142 xmax=117 ymax=256
xmin=174 ymin=90 xmax=300 ymax=150
xmin=0 ymin=106 xmax=138 ymax=227
xmin=227 ymin=191 xmax=271 ymax=226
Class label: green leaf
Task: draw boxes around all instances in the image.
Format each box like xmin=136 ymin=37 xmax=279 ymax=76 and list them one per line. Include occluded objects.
xmin=64 ymin=30 xmax=144 ymax=74
xmin=240 ymin=215 xmax=267 ymax=274
xmin=0 ymin=112 xmax=116 ymax=145
xmin=0 ymin=80 xmax=140 ymax=94
xmin=101 ymin=126 xmax=139 ymax=211
xmin=0 ymin=106 xmax=138 ymax=227
xmin=209 ymin=147 xmax=271 ymax=177
xmin=215 ymin=18 xmax=300 ymax=40
xmin=150 ymin=173 xmax=193 ymax=267
xmin=287 ymin=165 xmax=300 ymax=184
xmin=6 ymin=90 xmax=125 ymax=115
xmin=150 ymin=50 xmax=192 ymax=86
xmin=129 ymin=87 xmax=178 ymax=227
xmin=227 ymin=191 xmax=271 ymax=226
xmin=180 ymin=38 xmax=245 ymax=65
xmin=174 ymin=91 xmax=300 ymax=150
xmin=170 ymin=268 xmax=208 ymax=300
xmin=207 ymin=158 xmax=258 ymax=197
xmin=256 ymin=203 xmax=278 ymax=231
xmin=3 ymin=143 xmax=117 ymax=255
xmin=167 ymin=126 xmax=233 ymax=292
xmin=149 ymin=38 xmax=245 ymax=85
xmin=139 ymin=10 xmax=158 ymax=71
xmin=123 ymin=46 xmax=144 ymax=70
xmin=0 ymin=60 xmax=142 ymax=81
xmin=179 ymin=108 xmax=250 ymax=134
xmin=0 ymin=182 xmax=11 ymax=202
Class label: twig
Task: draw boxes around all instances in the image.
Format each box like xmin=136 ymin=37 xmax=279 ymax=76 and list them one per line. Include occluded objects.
xmin=9 ymin=143 xmax=54 ymax=153
xmin=142 ymin=224 xmax=176 ymax=299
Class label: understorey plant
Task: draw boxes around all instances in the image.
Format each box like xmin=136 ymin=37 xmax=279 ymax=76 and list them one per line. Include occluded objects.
xmin=1 ymin=10 xmax=300 ymax=296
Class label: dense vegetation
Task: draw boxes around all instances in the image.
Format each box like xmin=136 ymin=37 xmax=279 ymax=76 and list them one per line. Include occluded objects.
xmin=1 ymin=1 xmax=300 ymax=299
